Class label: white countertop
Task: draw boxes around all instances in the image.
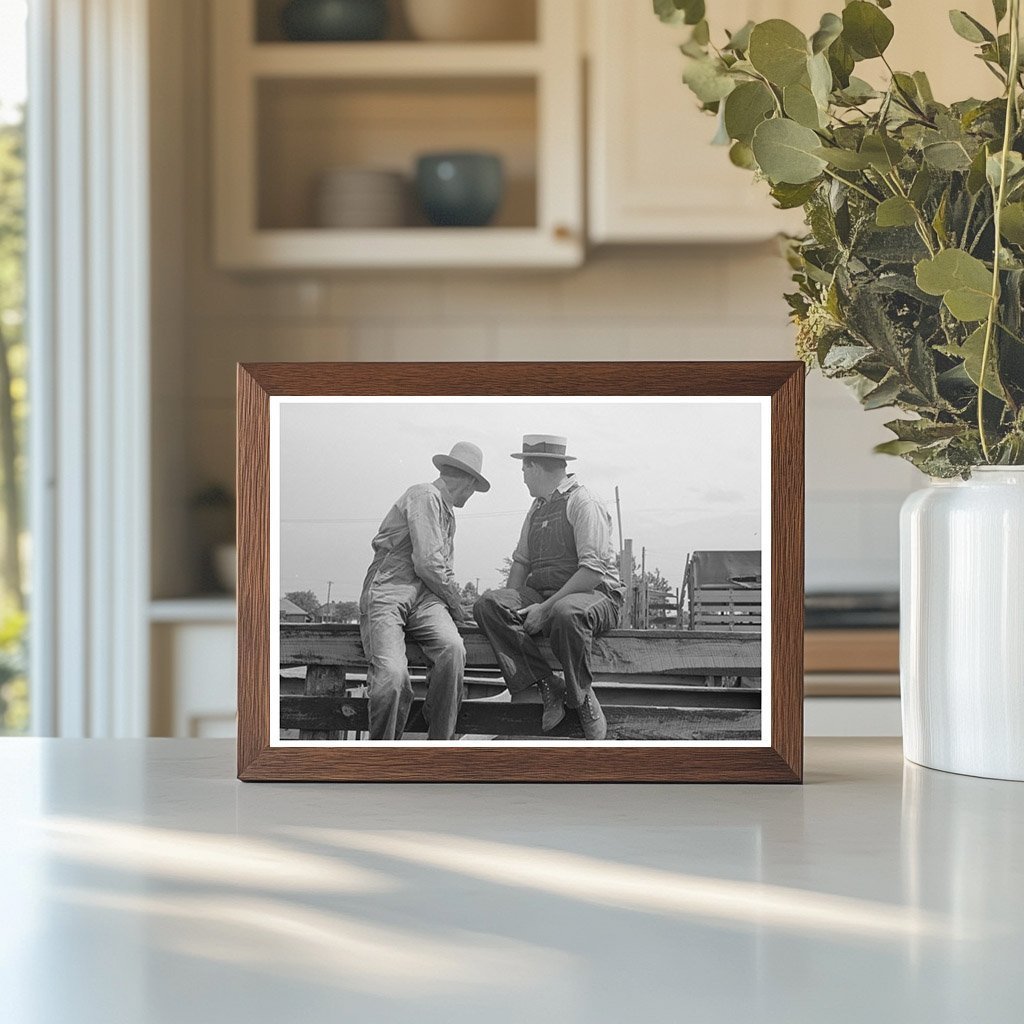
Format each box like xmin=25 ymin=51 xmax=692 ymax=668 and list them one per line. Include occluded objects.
xmin=1 ymin=738 xmax=1021 ymax=1023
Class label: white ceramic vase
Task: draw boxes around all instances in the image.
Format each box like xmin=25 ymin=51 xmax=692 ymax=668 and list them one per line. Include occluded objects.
xmin=900 ymin=467 xmax=1024 ymax=781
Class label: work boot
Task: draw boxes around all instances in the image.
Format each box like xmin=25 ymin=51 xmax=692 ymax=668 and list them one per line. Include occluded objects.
xmin=578 ymin=689 xmax=607 ymax=740
xmin=536 ymin=675 xmax=566 ymax=732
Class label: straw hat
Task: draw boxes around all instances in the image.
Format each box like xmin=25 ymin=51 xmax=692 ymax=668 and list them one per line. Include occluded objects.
xmin=510 ymin=434 xmax=576 ymax=461
xmin=432 ymin=441 xmax=491 ymax=492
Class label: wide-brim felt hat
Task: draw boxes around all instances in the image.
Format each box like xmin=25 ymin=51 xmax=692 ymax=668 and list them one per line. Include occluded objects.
xmin=510 ymin=434 xmax=576 ymax=461
xmin=433 ymin=441 xmax=491 ymax=492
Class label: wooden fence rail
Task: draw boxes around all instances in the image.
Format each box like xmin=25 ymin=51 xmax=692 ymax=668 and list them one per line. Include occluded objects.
xmin=278 ymin=623 xmax=762 ymax=741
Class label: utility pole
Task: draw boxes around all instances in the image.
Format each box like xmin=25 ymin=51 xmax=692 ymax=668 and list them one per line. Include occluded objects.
xmin=614 ymin=486 xmax=623 ymax=553
xmin=325 ymin=580 xmax=333 ymax=621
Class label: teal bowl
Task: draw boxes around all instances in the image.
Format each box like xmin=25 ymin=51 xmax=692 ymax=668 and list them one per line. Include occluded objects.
xmin=281 ymin=0 xmax=388 ymax=42
xmin=415 ymin=153 xmax=505 ymax=228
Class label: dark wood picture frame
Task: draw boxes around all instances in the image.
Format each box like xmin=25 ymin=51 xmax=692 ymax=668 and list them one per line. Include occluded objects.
xmin=237 ymin=362 xmax=804 ymax=782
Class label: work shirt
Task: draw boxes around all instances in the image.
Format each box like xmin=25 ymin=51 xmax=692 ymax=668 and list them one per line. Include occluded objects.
xmin=511 ymin=476 xmax=625 ymax=599
xmin=361 ymin=481 xmax=463 ymax=612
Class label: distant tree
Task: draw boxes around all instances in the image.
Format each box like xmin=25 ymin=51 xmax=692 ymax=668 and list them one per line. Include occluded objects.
xmin=284 ymin=590 xmax=321 ymax=617
xmin=495 ymin=556 xmax=514 ymax=587
xmin=321 ymin=600 xmax=359 ymax=623
xmin=0 ymin=112 xmax=26 ymax=609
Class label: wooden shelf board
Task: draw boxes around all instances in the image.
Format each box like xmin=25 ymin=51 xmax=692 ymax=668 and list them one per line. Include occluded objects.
xmin=219 ymin=227 xmax=581 ymax=269
xmin=804 ymin=629 xmax=899 ymax=674
xmin=249 ymin=42 xmax=543 ymax=79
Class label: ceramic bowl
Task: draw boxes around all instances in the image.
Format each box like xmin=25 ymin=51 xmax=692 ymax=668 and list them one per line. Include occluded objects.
xmin=281 ymin=0 xmax=388 ymax=42
xmin=415 ymin=152 xmax=504 ymax=227
xmin=315 ymin=168 xmax=407 ymax=228
xmin=403 ymin=0 xmax=534 ymax=42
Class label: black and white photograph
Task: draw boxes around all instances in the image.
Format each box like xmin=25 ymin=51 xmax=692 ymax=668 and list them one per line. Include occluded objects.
xmin=270 ymin=396 xmax=770 ymax=746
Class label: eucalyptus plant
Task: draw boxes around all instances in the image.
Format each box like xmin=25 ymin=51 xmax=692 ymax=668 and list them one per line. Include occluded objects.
xmin=657 ymin=0 xmax=1024 ymax=476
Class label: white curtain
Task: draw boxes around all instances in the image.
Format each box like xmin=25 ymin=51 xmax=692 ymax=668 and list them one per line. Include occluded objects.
xmin=28 ymin=0 xmax=150 ymax=736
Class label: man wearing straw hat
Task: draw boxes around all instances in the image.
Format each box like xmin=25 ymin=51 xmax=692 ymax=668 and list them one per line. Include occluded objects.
xmin=474 ymin=435 xmax=624 ymax=740
xmin=359 ymin=442 xmax=490 ymax=741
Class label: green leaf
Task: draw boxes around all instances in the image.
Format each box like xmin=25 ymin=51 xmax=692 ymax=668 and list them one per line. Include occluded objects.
xmin=932 ymin=190 xmax=950 ymax=247
xmin=916 ymin=249 xmax=994 ymax=322
xmin=922 ymin=140 xmax=972 ymax=171
xmin=810 ymin=12 xmax=843 ymax=54
xmin=724 ymin=20 xmax=755 ymax=53
xmin=770 ymin=180 xmax=820 ymax=209
xmin=748 ymin=20 xmax=809 ymax=87
xmin=967 ymin=144 xmax=991 ymax=194
xmin=912 ymin=71 xmax=935 ymax=104
xmin=828 ymin=36 xmax=856 ymax=89
xmin=723 ymin=81 xmax=775 ymax=144
xmin=909 ymin=164 xmax=933 ymax=205
xmin=653 ymin=0 xmax=705 ymax=26
xmin=837 ymin=76 xmax=879 ymax=104
xmin=860 ymin=133 xmax=904 ymax=173
xmin=884 ymin=418 xmax=963 ymax=443
xmin=948 ymin=10 xmax=994 ymax=44
xmin=874 ymin=439 xmax=922 ymax=455
xmin=729 ymin=140 xmax=757 ymax=169
xmin=986 ymin=150 xmax=1024 ymax=191
xmin=1000 ymin=203 xmax=1024 ymax=245
xmin=752 ymin=118 xmax=828 ymax=184
xmin=813 ymin=146 xmax=872 ymax=170
xmin=842 ymin=1 xmax=895 ymax=59
xmin=682 ymin=57 xmax=736 ymax=104
xmin=876 ymin=197 xmax=918 ymax=228
xmin=862 ymin=374 xmax=903 ymax=409
xmin=784 ymin=80 xmax=824 ymax=129
xmin=941 ymin=325 xmax=1006 ymax=398
xmin=807 ymin=51 xmax=833 ymax=109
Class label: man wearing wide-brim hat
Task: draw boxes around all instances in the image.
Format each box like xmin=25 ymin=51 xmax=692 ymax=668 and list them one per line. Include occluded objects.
xmin=474 ymin=435 xmax=625 ymax=740
xmin=359 ymin=441 xmax=490 ymax=740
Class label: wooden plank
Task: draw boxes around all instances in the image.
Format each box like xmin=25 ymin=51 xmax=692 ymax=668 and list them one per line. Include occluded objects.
xmin=299 ymin=665 xmax=345 ymax=741
xmin=280 ymin=676 xmax=761 ymax=705
xmin=804 ymin=673 xmax=899 ymax=697
xmin=279 ymin=623 xmax=761 ymax=675
xmin=280 ymin=696 xmax=761 ymax=741
xmin=804 ymin=629 xmax=899 ymax=673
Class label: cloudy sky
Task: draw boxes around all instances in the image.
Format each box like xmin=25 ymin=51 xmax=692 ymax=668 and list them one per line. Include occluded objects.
xmin=277 ymin=398 xmax=765 ymax=604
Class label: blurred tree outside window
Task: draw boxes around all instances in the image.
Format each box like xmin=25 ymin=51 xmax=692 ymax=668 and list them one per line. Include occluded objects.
xmin=0 ymin=0 xmax=28 ymax=734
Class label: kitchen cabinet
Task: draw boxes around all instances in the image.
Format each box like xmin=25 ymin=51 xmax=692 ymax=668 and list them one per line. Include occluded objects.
xmin=211 ymin=0 xmax=583 ymax=268
xmin=150 ymin=600 xmax=237 ymax=738
xmin=587 ymin=0 xmax=811 ymax=243
xmin=586 ymin=0 xmax=999 ymax=244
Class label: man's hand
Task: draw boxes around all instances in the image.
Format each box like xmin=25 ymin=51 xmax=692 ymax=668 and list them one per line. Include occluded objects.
xmin=519 ymin=603 xmax=549 ymax=635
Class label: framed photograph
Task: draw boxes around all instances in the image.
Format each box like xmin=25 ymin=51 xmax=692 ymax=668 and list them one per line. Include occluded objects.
xmin=237 ymin=362 xmax=804 ymax=782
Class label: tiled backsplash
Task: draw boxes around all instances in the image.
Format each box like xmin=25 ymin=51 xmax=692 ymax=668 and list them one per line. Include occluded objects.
xmin=158 ymin=0 xmax=917 ymax=596
xmin=180 ymin=247 xmax=919 ymax=593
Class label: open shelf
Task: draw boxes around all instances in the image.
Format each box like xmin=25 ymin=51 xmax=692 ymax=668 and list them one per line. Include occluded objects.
xmin=254 ymin=0 xmax=538 ymax=44
xmin=257 ymin=76 xmax=537 ymax=232
xmin=213 ymin=0 xmax=581 ymax=268
xmin=249 ymin=42 xmax=544 ymax=77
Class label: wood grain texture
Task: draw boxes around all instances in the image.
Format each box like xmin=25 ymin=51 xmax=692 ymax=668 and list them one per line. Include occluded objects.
xmin=770 ymin=364 xmax=805 ymax=782
xmin=279 ymin=624 xmax=762 ymax=677
xmin=280 ymin=696 xmax=761 ymax=741
xmin=237 ymin=365 xmax=271 ymax=778
xmin=236 ymin=361 xmax=805 ymax=783
xmin=804 ymin=629 xmax=899 ymax=674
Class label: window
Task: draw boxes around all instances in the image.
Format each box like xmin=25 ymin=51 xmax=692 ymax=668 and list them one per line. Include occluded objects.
xmin=0 ymin=0 xmax=28 ymax=734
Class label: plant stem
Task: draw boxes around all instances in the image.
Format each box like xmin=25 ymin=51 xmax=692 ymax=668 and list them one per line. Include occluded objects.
xmin=884 ymin=170 xmax=939 ymax=254
xmin=822 ymin=167 xmax=880 ymax=205
xmin=979 ymin=0 xmax=1021 ymax=462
